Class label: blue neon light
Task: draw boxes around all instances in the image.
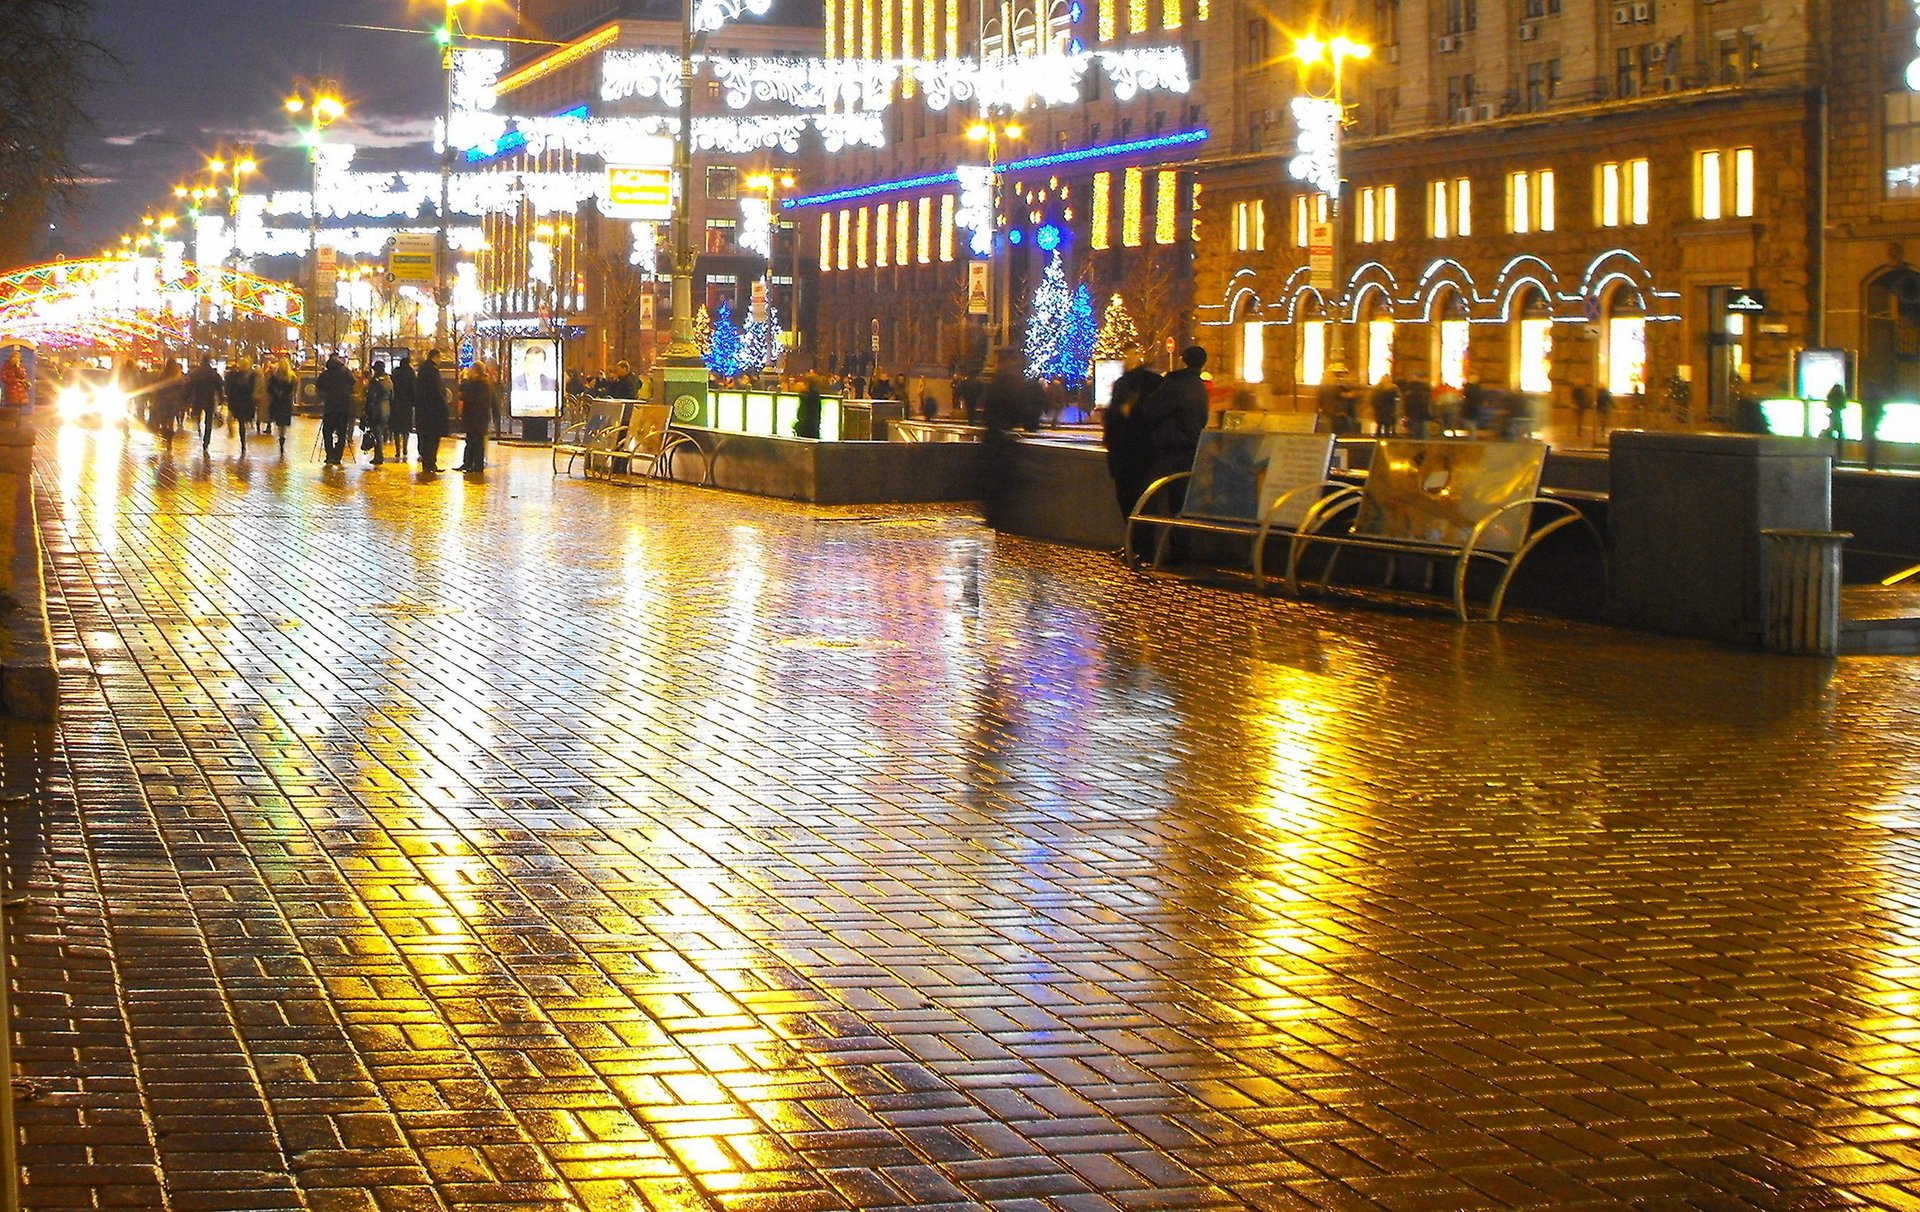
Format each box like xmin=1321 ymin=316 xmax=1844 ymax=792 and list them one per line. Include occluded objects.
xmin=996 ymin=127 xmax=1208 ymax=173
xmin=781 ymin=128 xmax=1210 ymax=210
xmin=782 ymin=170 xmax=961 ymax=210
xmin=464 ymin=105 xmax=590 ymax=164
xmin=1035 ymin=223 xmax=1062 ymax=251
xmin=1008 ymin=228 xmax=1024 ymax=245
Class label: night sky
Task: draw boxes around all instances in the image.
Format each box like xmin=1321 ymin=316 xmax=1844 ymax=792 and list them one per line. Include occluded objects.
xmin=59 ymin=0 xmax=511 ymax=258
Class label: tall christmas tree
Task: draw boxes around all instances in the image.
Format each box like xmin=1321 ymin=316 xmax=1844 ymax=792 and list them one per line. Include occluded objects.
xmin=694 ymin=304 xmax=714 ymax=359
xmin=1024 ymin=251 xmax=1070 ymax=380
xmin=1059 ymin=283 xmax=1097 ymax=390
xmin=705 ymin=299 xmax=746 ymax=377
xmin=742 ymin=304 xmax=781 ymax=374
xmin=1093 ymin=293 xmax=1140 ymax=361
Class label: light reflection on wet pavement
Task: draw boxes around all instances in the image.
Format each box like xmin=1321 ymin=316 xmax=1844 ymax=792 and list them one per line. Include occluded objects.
xmin=7 ymin=420 xmax=1920 ymax=1209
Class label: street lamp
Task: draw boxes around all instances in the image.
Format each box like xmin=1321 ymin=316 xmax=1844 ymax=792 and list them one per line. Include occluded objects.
xmin=965 ymin=117 xmax=1023 ymax=373
xmin=433 ymin=1 xmax=475 ymax=351
xmin=288 ymin=79 xmax=347 ymax=355
xmin=1290 ymin=33 xmax=1369 ymax=376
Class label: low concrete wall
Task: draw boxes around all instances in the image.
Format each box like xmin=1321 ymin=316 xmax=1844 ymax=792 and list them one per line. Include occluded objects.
xmin=992 ymin=440 xmax=1126 ymax=550
xmin=683 ymin=428 xmax=981 ymax=505
xmin=0 ymin=419 xmax=54 ymax=721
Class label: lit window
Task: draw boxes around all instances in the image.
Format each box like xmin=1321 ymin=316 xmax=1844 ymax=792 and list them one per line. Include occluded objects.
xmin=1596 ymin=158 xmax=1650 ymax=225
xmin=1092 ymin=172 xmax=1112 ymax=250
xmin=1366 ymin=319 xmax=1395 ymax=383
xmin=1699 ymin=147 xmax=1755 ymax=219
xmin=1099 ymin=0 xmax=1116 ymax=39
xmin=1234 ymin=200 xmax=1250 ymax=251
xmin=837 ymin=207 xmax=851 ymax=270
xmin=1299 ymin=319 xmax=1327 ymax=386
xmin=1631 ymin=158 xmax=1649 ymax=225
xmin=1429 ymin=178 xmax=1469 ymax=237
xmin=1294 ymin=195 xmax=1311 ymax=247
xmin=856 ymin=205 xmax=869 ymax=267
xmin=1382 ymin=186 xmax=1396 ymax=242
xmin=1156 ymin=171 xmax=1178 ymax=244
xmin=896 ymin=200 xmax=910 ymax=262
xmin=1123 ymin=167 xmax=1145 ymax=247
xmin=917 ymin=196 xmax=932 ymax=263
xmin=875 ymin=201 xmax=890 ymax=267
xmin=1599 ymin=162 xmax=1622 ymax=227
xmin=1360 ymin=188 xmax=1377 ymax=243
xmin=1164 ymin=0 xmax=1181 ymax=29
xmin=1506 ymin=169 xmax=1553 ymax=234
xmin=939 ymin=194 xmax=955 ymax=261
xmin=1240 ymin=321 xmax=1264 ymax=383
xmin=1129 ymin=0 xmax=1148 ymax=34
xmin=820 ymin=212 xmax=833 ymax=271
xmin=1356 ymin=186 xmax=1395 ymax=244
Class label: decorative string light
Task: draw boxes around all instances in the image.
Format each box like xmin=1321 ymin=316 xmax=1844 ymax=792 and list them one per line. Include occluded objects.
xmin=955 ymin=166 xmax=994 ymax=257
xmin=739 ymin=196 xmax=773 ymax=258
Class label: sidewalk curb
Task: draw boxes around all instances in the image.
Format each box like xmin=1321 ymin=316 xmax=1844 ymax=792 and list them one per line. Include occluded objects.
xmin=0 ymin=424 xmax=55 ymax=723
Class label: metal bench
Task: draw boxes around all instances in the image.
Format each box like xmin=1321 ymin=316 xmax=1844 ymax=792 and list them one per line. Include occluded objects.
xmin=552 ymin=393 xmax=618 ymax=476
xmin=1283 ymin=439 xmax=1606 ymax=621
xmin=1127 ymin=430 xmax=1339 ymax=587
xmin=582 ymin=401 xmax=706 ymax=485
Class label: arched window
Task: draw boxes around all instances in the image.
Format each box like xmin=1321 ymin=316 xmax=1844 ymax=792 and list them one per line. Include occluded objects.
xmin=1359 ymin=288 xmax=1396 ymax=384
xmin=1602 ymin=282 xmax=1648 ymax=397
xmin=1433 ymin=288 xmax=1470 ymax=387
xmin=1295 ymin=291 xmax=1328 ymax=386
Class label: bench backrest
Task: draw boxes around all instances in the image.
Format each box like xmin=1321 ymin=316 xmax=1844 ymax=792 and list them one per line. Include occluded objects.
xmin=618 ymin=401 xmax=672 ymax=454
xmin=1353 ymin=439 xmax=1546 ymax=554
xmin=1219 ymin=409 xmax=1320 ymax=434
xmin=1181 ymin=430 xmax=1337 ymax=528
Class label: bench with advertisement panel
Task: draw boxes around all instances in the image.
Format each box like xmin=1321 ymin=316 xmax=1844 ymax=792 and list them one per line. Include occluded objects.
xmin=1126 ymin=430 xmax=1341 ymax=586
xmin=1283 ymin=439 xmax=1606 ymax=621
xmin=568 ymin=399 xmax=706 ymax=485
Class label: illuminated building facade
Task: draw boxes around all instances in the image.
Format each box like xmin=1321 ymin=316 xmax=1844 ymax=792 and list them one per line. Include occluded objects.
xmin=798 ymin=0 xmax=1208 ymax=376
xmin=1193 ymin=0 xmax=1834 ymax=424
xmin=480 ymin=2 xmax=822 ymax=373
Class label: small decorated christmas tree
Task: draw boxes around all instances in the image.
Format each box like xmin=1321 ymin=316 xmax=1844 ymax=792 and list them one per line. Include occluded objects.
xmin=1060 ymin=284 xmax=1097 ymax=390
xmin=705 ymin=299 xmax=745 ymax=377
xmin=1093 ymin=292 xmax=1140 ymax=362
xmin=694 ymin=304 xmax=714 ymax=359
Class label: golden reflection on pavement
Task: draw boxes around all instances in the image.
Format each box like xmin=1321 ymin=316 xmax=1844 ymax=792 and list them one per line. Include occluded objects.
xmin=15 ymin=420 xmax=1920 ymax=1209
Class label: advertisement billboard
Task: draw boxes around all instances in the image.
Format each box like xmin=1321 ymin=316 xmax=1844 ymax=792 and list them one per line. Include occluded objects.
xmin=508 ymin=337 xmax=562 ymax=418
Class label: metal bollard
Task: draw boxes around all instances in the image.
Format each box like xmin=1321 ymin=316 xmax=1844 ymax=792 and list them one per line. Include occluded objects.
xmin=1760 ymin=529 xmax=1852 ymax=657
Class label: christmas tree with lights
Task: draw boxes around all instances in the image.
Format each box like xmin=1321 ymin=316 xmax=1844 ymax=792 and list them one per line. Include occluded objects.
xmin=1024 ymin=251 xmax=1070 ymax=380
xmin=1093 ymin=293 xmax=1140 ymax=361
xmin=705 ymin=299 xmax=746 ymax=377
xmin=694 ymin=305 xmax=714 ymax=360
xmin=1059 ymin=283 xmax=1097 ymax=390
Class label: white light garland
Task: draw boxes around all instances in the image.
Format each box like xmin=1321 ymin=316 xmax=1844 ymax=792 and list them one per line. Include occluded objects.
xmin=599 ymin=50 xmax=683 ymax=106
xmin=630 ymin=221 xmax=659 ymax=272
xmin=692 ymin=114 xmax=811 ymax=154
xmin=1100 ymin=48 xmax=1190 ymax=101
xmin=956 ymin=166 xmax=995 ymax=258
xmin=812 ymin=112 xmax=888 ymax=152
xmin=693 ymin=0 xmax=772 ymax=33
xmin=1288 ymin=96 xmax=1342 ymax=198
xmin=703 ymin=55 xmax=898 ymax=111
xmin=451 ymin=47 xmax=505 ymax=113
xmin=738 ymin=197 xmax=772 ymax=258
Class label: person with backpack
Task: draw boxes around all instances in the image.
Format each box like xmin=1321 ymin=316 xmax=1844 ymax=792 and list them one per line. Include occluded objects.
xmin=362 ymin=361 xmax=393 ymax=467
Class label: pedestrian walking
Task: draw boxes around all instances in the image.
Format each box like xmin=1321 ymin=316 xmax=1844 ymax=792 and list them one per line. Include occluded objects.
xmin=265 ymin=356 xmax=296 ymax=453
xmin=415 ymin=349 xmax=449 ymax=474
xmin=363 ymin=361 xmax=392 ymax=466
xmin=1105 ymin=358 xmax=1163 ymax=523
xmin=1133 ymin=345 xmax=1210 ymax=520
xmin=389 ymin=353 xmax=416 ymax=462
xmin=222 ymin=355 xmax=261 ymax=457
xmin=795 ymin=373 xmax=823 ymax=439
xmin=150 ymin=360 xmax=184 ymax=441
xmin=317 ymin=354 xmax=354 ymax=466
xmin=978 ymin=360 xmax=1048 ymax=530
xmin=185 ymin=356 xmax=223 ymax=453
xmin=1594 ymin=386 xmax=1615 ymax=440
xmin=1403 ymin=379 xmax=1432 ymax=440
xmin=454 ymin=363 xmax=493 ymax=473
xmin=1369 ymin=373 xmax=1400 ymax=436
xmin=1571 ymin=383 xmax=1592 ymax=444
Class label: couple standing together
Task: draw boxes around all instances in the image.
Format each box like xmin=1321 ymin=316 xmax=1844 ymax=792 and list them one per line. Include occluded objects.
xmin=314 ymin=349 xmax=492 ymax=473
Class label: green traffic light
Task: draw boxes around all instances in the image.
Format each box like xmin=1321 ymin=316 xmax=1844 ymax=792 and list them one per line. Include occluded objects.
xmin=435 ymin=24 xmax=453 ymax=44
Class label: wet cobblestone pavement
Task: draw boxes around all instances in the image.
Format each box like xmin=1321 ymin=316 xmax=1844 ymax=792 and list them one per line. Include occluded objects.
xmin=6 ymin=422 xmax=1920 ymax=1210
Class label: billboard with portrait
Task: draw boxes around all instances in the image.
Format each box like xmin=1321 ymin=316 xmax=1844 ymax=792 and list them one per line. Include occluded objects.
xmin=509 ymin=337 xmax=562 ymax=418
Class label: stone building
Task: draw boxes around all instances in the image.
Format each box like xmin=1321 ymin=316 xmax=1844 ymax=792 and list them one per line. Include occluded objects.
xmin=1191 ymin=0 xmax=1826 ymax=429
xmin=475 ymin=0 xmax=823 ymax=374
xmin=798 ymin=0 xmax=1208 ymax=378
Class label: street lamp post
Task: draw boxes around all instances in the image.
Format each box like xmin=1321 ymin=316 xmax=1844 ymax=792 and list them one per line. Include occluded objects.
xmin=435 ymin=2 xmax=470 ymax=352
xmin=287 ymin=80 xmax=346 ymax=358
xmin=1291 ymin=34 xmax=1370 ymax=377
xmin=965 ymin=117 xmax=1023 ymax=374
xmin=746 ymin=171 xmax=796 ymax=355
xmin=206 ymin=149 xmax=256 ymax=353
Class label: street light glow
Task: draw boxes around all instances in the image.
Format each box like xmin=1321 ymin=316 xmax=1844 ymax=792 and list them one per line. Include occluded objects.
xmin=1295 ymin=35 xmax=1326 ymax=64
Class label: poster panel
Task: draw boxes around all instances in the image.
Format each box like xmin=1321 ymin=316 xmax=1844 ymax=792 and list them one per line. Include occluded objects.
xmin=1353 ymin=440 xmax=1546 ymax=554
xmin=509 ymin=337 xmax=562 ymax=418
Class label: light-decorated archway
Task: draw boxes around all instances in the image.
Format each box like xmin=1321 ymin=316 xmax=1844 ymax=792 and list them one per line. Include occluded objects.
xmin=0 ymin=258 xmax=305 ymax=347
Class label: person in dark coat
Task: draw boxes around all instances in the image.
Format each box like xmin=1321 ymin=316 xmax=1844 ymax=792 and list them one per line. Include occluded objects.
xmin=453 ymin=364 xmax=493 ymax=473
xmin=222 ymin=355 xmax=260 ymax=457
xmin=316 ymin=354 xmax=355 ymax=466
xmin=795 ymin=374 xmax=823 ymax=439
xmin=604 ymin=360 xmax=640 ymax=400
xmin=1369 ymin=374 xmax=1400 ymax=436
xmin=389 ymin=353 xmax=417 ymax=462
xmin=150 ymin=359 xmax=185 ymax=441
xmin=185 ymin=356 xmax=224 ymax=453
xmin=415 ymin=349 xmax=449 ymax=473
xmin=1133 ymin=345 xmax=1210 ymax=517
xmin=1105 ymin=360 xmax=1163 ymax=522
xmin=1402 ymin=378 xmax=1432 ymax=440
xmin=978 ymin=363 xmax=1047 ymax=530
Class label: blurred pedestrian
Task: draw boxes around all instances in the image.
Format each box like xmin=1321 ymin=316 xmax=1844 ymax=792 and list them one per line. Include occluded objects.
xmin=978 ymin=360 xmax=1047 ymax=530
xmin=795 ymin=373 xmax=823 ymax=439
xmin=265 ymin=356 xmax=297 ymax=454
xmin=1133 ymin=345 xmax=1209 ymax=519
xmin=1403 ymin=379 xmax=1432 ymax=440
xmin=415 ymin=349 xmax=449 ymax=474
xmin=1594 ymin=386 xmax=1614 ymax=439
xmin=1369 ymin=373 xmax=1399 ymax=436
xmin=151 ymin=360 xmax=184 ymax=441
xmin=1 ymin=350 xmax=28 ymax=409
xmin=222 ymin=355 xmax=260 ymax=457
xmin=317 ymin=354 xmax=354 ymax=466
xmin=1571 ymin=383 xmax=1592 ymax=443
xmin=389 ymin=353 xmax=416 ymax=462
xmin=185 ymin=356 xmax=223 ymax=454
xmin=363 ymin=361 xmax=392 ymax=466
xmin=454 ymin=363 xmax=493 ymax=473
xmin=1105 ymin=358 xmax=1163 ymax=522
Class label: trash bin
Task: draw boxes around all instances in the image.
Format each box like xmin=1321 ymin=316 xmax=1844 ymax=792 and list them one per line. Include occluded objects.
xmin=1760 ymin=529 xmax=1851 ymax=657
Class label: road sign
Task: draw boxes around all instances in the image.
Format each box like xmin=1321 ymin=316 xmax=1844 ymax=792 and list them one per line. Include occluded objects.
xmin=603 ymin=166 xmax=674 ymax=220
xmin=388 ymin=232 xmax=436 ymax=284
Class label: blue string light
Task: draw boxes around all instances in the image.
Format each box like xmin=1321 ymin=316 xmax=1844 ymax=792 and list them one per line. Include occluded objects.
xmin=781 ymin=128 xmax=1210 ymax=210
xmin=463 ymin=105 xmax=590 ymax=164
